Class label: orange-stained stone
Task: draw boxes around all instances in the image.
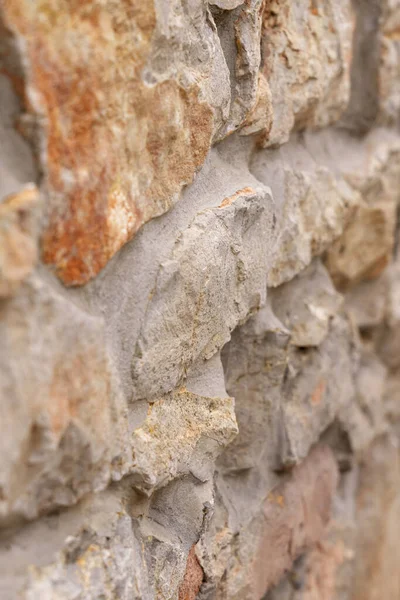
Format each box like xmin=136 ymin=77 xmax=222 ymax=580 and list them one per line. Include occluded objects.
xmin=1 ymin=0 xmax=213 ymax=285
xmin=0 ymin=185 xmax=40 ymax=297
xmin=178 ymin=545 xmax=204 ymax=600
xmin=311 ymin=379 xmax=326 ymax=406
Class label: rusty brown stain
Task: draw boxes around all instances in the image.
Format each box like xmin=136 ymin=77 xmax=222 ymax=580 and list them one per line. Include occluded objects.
xmin=2 ymin=0 xmax=213 ymax=285
xmin=219 ymin=187 xmax=255 ymax=208
xmin=178 ymin=545 xmax=204 ymax=600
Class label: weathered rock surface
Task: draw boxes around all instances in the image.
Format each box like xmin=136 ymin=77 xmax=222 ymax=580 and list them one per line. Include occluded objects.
xmin=0 ymin=275 xmax=130 ymax=525
xmin=131 ymin=183 xmax=274 ymax=400
xmin=260 ymin=0 xmax=353 ymax=146
xmin=0 ymin=0 xmax=399 ymax=599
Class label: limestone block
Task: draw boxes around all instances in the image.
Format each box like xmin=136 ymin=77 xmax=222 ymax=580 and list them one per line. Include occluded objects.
xmin=0 ymin=489 xmax=157 ymax=600
xmin=0 ymin=280 xmax=238 ymax=521
xmin=0 ymin=473 xmax=214 ymax=600
xmin=131 ymin=184 xmax=275 ymax=400
xmin=270 ymin=260 xmax=343 ymax=348
xmin=0 ymin=0 xmax=272 ymax=285
xmin=259 ymin=0 xmax=353 ymax=146
xmin=0 ymin=276 xmax=130 ymax=524
xmin=251 ymin=134 xmax=359 ymax=287
xmin=251 ymin=128 xmax=400 ymax=288
xmin=129 ymin=387 xmax=237 ymax=494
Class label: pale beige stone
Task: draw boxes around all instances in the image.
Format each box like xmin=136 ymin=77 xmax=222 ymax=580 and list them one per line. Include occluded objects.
xmin=0 ymin=185 xmax=39 ymax=297
xmin=260 ymin=0 xmax=353 ymax=146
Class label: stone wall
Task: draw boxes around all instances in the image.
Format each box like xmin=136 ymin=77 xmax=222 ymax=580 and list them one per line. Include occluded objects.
xmin=0 ymin=1 xmax=399 ymax=598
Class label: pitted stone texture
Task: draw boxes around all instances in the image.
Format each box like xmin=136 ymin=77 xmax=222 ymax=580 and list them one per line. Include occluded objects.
xmin=0 ymin=489 xmax=153 ymax=600
xmin=209 ymin=0 xmax=266 ymax=139
xmin=178 ymin=545 xmax=204 ymax=600
xmin=193 ymin=261 xmax=356 ymax=599
xmin=260 ymin=0 xmax=353 ymax=147
xmin=0 ymin=0 xmax=218 ymax=285
xmin=0 ymin=477 xmax=214 ymax=600
xmin=0 ymin=1 xmax=399 ymax=598
xmin=131 ymin=184 xmax=274 ymax=400
xmin=0 ymin=277 xmax=238 ymax=522
xmin=0 ymin=276 xmax=130 ymax=525
xmin=130 ymin=387 xmax=237 ymax=494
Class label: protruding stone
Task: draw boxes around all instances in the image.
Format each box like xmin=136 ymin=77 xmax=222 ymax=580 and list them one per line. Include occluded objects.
xmin=0 ymin=276 xmax=129 ymax=524
xmin=0 ymin=1 xmax=216 ymax=285
xmin=131 ymin=184 xmax=274 ymax=400
xmin=259 ymin=0 xmax=353 ymax=146
xmin=130 ymin=387 xmax=237 ymax=494
xmin=270 ymin=260 xmax=343 ymax=348
xmin=251 ymin=132 xmax=359 ymax=287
